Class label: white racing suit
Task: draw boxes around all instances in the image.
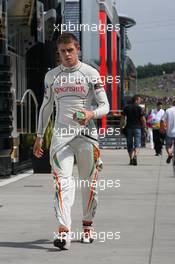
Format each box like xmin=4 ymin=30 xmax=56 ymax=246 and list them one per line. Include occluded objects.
xmin=37 ymin=61 xmax=109 ymax=230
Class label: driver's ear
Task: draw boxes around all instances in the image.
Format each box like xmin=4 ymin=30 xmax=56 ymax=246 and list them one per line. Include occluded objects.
xmin=77 ymin=45 xmax=80 ymax=53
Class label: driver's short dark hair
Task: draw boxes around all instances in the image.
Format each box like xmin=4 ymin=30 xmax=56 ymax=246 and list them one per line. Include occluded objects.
xmin=57 ymin=32 xmax=79 ymax=46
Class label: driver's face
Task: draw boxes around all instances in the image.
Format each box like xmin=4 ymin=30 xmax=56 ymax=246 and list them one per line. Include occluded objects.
xmin=57 ymin=42 xmax=80 ymax=67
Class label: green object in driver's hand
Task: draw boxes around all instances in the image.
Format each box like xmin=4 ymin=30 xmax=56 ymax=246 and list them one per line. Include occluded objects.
xmin=76 ymin=111 xmax=85 ymax=120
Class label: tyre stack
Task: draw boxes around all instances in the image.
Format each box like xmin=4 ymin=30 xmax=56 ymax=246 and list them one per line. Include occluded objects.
xmin=0 ymin=55 xmax=13 ymax=177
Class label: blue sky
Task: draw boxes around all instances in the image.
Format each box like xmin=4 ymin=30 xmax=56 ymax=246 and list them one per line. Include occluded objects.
xmin=116 ymin=0 xmax=175 ymax=66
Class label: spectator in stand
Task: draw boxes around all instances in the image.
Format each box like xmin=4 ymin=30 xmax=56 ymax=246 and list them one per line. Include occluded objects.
xmin=151 ymin=102 xmax=165 ymax=155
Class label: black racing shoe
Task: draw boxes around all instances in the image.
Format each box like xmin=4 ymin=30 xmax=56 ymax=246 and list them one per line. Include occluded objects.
xmin=132 ymin=156 xmax=137 ymax=166
xmin=166 ymin=155 xmax=173 ymax=164
xmin=53 ymin=232 xmax=71 ymax=250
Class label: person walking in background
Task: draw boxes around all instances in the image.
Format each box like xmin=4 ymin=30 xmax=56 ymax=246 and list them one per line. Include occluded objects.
xmin=140 ymin=104 xmax=147 ymax=148
xmin=146 ymin=111 xmax=154 ymax=149
xmin=121 ymin=95 xmax=146 ymax=165
xmin=160 ymin=100 xmax=175 ymax=164
xmin=151 ymin=102 xmax=165 ymax=155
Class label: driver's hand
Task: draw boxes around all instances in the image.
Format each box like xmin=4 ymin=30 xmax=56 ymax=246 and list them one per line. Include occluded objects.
xmin=33 ymin=137 xmax=44 ymax=158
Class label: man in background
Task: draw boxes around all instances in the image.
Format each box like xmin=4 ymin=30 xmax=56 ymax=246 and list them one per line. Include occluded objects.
xmin=151 ymin=102 xmax=165 ymax=155
xmin=121 ymin=95 xmax=146 ymax=165
xmin=160 ymin=100 xmax=175 ymax=163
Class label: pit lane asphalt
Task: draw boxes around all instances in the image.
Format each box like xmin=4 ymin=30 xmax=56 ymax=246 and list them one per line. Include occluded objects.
xmin=0 ymin=147 xmax=175 ymax=264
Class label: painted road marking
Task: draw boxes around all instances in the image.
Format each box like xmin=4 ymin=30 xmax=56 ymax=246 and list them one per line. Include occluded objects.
xmin=0 ymin=170 xmax=33 ymax=187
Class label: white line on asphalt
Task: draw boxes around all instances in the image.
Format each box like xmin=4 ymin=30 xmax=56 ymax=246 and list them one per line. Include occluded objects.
xmin=0 ymin=170 xmax=33 ymax=187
